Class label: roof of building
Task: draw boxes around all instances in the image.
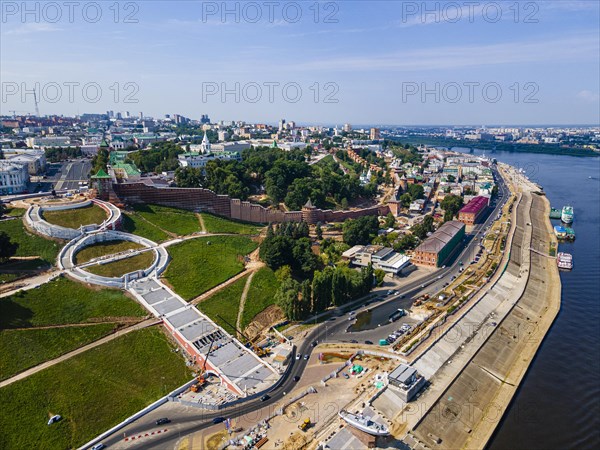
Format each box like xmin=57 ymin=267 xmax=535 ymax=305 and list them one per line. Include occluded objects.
xmin=415 ymin=220 xmax=465 ymax=254
xmin=459 ymin=196 xmax=489 ymax=215
xmin=112 ymin=162 xmax=141 ymax=176
xmin=389 ymin=363 xmax=418 ymax=385
xmin=341 ymin=245 xmax=364 ymax=259
xmin=91 ymin=168 xmax=111 ymax=179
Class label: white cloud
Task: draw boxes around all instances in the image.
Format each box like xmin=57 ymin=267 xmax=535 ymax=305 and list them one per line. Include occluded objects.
xmin=2 ymin=23 xmax=63 ymax=36
xmin=576 ymin=90 xmax=600 ymax=103
xmin=287 ymin=33 xmax=600 ymax=72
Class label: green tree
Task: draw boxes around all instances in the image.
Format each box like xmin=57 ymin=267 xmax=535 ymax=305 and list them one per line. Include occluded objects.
xmin=174 ymin=167 xmax=204 ymax=188
xmin=0 ymin=231 xmax=18 ymax=262
xmin=315 ymin=222 xmax=323 ymax=240
xmin=312 ymin=268 xmax=333 ymax=313
xmin=275 ymin=277 xmax=302 ymax=320
xmin=407 ymin=183 xmax=424 ymax=200
xmin=91 ymin=147 xmax=109 ymax=174
xmin=384 ymin=212 xmax=396 ymax=228
xmin=400 ymin=193 xmax=412 ymax=208
xmin=275 ymin=265 xmax=292 ymax=282
xmin=342 ymin=215 xmax=380 ymax=246
xmin=393 ymin=234 xmax=418 ymax=252
xmin=441 ymin=194 xmax=464 ymax=222
xmin=374 ymin=269 xmax=386 ymax=286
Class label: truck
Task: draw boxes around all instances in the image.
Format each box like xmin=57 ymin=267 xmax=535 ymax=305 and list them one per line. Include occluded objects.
xmin=388 ymin=309 xmax=406 ymax=323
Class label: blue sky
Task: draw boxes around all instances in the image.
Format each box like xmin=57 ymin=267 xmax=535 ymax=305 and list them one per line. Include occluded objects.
xmin=1 ymin=1 xmax=599 ymax=125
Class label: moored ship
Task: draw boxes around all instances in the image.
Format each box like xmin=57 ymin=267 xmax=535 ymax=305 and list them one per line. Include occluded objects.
xmin=557 ymin=252 xmax=573 ymax=270
xmin=339 ymin=410 xmax=390 ymax=436
xmin=561 ymin=206 xmax=574 ymax=224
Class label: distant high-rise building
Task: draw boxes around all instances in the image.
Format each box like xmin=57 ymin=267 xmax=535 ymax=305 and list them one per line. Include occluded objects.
xmin=279 ymin=119 xmax=286 ymax=131
xmin=288 ymin=121 xmax=296 ymax=129
xmin=139 ymin=112 xmax=143 ymax=119
xmin=218 ymin=130 xmax=229 ymax=141
xmin=370 ymin=127 xmax=381 ymax=140
xmin=343 ymin=123 xmax=352 ymax=132
xmin=116 ymin=112 xmax=122 ymax=119
xmin=107 ymin=110 xmax=114 ymax=119
xmin=125 ymin=111 xmax=130 ymax=118
xmin=165 ymin=114 xmax=171 ymax=119
xmin=200 ymin=114 xmax=211 ymax=124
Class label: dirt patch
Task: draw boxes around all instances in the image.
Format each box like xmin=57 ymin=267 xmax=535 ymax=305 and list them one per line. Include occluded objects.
xmin=244 ymin=304 xmax=285 ymax=340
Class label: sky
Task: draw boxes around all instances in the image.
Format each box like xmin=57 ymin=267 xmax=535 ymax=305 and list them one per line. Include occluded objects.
xmin=1 ymin=0 xmax=599 ymax=125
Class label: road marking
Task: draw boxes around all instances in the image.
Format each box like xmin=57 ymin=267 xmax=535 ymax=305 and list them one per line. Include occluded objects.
xmin=54 ymin=162 xmax=72 ymax=190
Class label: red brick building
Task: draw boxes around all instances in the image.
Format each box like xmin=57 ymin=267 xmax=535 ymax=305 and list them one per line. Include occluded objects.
xmin=458 ymin=196 xmax=489 ymax=225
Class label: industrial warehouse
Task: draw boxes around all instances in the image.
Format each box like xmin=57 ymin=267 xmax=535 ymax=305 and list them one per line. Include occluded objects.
xmin=411 ymin=220 xmax=466 ymax=267
xmin=458 ymin=196 xmax=490 ymax=225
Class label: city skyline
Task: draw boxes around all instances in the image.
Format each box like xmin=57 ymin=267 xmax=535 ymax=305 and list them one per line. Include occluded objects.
xmin=2 ymin=1 xmax=599 ymax=125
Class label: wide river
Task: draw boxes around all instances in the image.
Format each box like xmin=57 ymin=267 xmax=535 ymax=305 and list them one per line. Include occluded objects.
xmin=449 ymin=148 xmax=600 ymax=450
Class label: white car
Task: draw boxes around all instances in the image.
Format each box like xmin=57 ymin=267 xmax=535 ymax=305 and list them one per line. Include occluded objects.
xmin=47 ymin=415 xmax=62 ymax=425
xmin=91 ymin=444 xmax=106 ymax=450
xmin=296 ymin=354 xmax=301 ymax=360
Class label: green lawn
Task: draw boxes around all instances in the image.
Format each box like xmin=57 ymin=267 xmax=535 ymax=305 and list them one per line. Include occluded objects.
xmin=198 ymin=275 xmax=247 ymax=335
xmin=201 ymin=213 xmax=262 ymax=235
xmin=42 ymin=204 xmax=108 ymax=229
xmin=3 ymin=207 xmax=25 ymax=217
xmin=75 ymin=240 xmax=144 ymax=264
xmin=240 ymin=268 xmax=281 ymax=330
xmin=0 ymin=276 xmax=146 ymax=329
xmin=132 ymin=204 xmax=201 ymax=236
xmin=121 ymin=212 xmax=169 ymax=243
xmin=0 ymin=327 xmax=192 ymax=450
xmin=84 ymin=252 xmax=155 ymax=278
xmin=0 ymin=324 xmax=116 ymax=381
xmin=0 ymin=217 xmax=60 ymax=264
xmin=163 ymin=236 xmax=257 ymax=300
xmin=0 ymin=259 xmax=50 ymax=283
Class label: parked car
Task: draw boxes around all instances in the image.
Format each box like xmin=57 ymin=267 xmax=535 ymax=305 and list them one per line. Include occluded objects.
xmin=155 ymin=418 xmax=171 ymax=425
xmin=296 ymin=354 xmax=301 ymax=360
xmin=47 ymin=415 xmax=62 ymax=426
xmin=293 ymin=375 xmax=300 ymax=382
xmin=303 ymin=354 xmax=309 ymax=360
xmin=91 ymin=444 xmax=106 ymax=450
xmin=260 ymin=394 xmax=270 ymax=402
xmin=212 ymin=417 xmax=225 ymax=424
xmin=350 ymin=339 xmax=358 ymax=344
xmin=365 ymin=340 xmax=374 ymax=345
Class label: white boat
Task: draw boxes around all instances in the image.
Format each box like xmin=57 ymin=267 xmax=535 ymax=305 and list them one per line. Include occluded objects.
xmin=339 ymin=410 xmax=390 ymax=436
xmin=557 ymin=252 xmax=573 ymax=270
xmin=561 ymin=206 xmax=574 ymax=224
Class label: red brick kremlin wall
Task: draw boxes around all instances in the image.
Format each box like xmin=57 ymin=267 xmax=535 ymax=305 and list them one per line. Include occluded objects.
xmin=112 ymin=182 xmax=388 ymax=224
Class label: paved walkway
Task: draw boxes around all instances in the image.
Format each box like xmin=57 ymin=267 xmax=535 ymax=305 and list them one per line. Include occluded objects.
xmin=0 ymin=318 xmax=159 ymax=388
xmin=236 ymin=271 xmax=256 ymax=337
xmin=0 ymin=269 xmax=63 ymax=298
xmin=189 ymin=270 xmax=252 ymax=305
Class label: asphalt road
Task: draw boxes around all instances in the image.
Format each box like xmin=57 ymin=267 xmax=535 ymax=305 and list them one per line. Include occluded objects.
xmin=51 ymin=159 xmax=91 ymax=191
xmin=95 ymin=166 xmax=509 ymax=450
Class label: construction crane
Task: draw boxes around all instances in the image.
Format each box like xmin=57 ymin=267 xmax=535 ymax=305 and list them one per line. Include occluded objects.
xmin=8 ymin=110 xmax=28 ymax=118
xmin=217 ymin=314 xmax=269 ymax=357
xmin=191 ymin=338 xmax=216 ymax=393
xmin=33 ymin=88 xmax=40 ymax=117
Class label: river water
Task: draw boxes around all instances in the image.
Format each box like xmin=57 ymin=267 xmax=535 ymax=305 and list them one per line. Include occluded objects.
xmin=449 ymin=148 xmax=600 ymax=450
